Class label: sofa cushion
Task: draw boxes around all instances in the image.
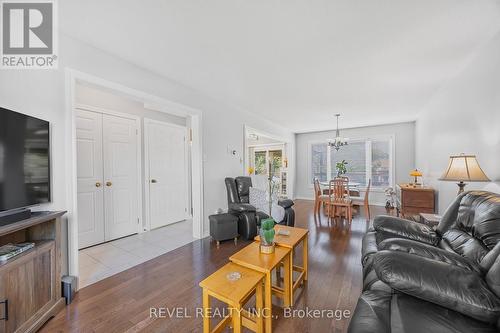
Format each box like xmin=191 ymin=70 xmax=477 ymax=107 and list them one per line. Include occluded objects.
xmin=390 ymin=292 xmax=499 ymax=333
xmin=374 ymin=251 xmax=500 ymax=324
xmin=454 ymin=191 xmax=500 ymax=250
xmin=379 ymin=238 xmax=482 ymax=273
xmin=441 ymin=228 xmax=489 ymax=264
xmin=349 ymin=291 xmax=499 ymax=333
xmin=373 ymin=215 xmax=439 ymax=245
xmin=235 ymin=176 xmax=252 ymax=203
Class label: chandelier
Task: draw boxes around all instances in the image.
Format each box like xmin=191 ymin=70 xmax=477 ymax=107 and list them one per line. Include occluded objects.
xmin=328 ymin=114 xmax=348 ymax=151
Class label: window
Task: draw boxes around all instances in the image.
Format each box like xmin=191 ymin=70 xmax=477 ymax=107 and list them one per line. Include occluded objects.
xmin=253 ymin=147 xmax=284 ymax=177
xmin=330 ymin=141 xmax=367 ymax=186
xmin=311 ymin=143 xmax=327 ymax=182
xmin=310 ymin=137 xmax=393 ymax=188
xmin=254 ymin=151 xmax=267 ymax=175
xmin=371 ymin=140 xmax=390 ymax=187
xmin=269 ymin=150 xmax=282 ymax=176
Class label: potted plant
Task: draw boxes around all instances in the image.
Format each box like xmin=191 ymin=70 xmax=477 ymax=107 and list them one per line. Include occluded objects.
xmin=259 ymin=218 xmax=275 ymax=254
xmin=335 ymin=160 xmax=348 ymax=177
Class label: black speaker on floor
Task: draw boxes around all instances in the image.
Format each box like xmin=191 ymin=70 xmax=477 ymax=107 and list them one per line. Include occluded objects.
xmin=62 ymin=275 xmax=77 ymax=305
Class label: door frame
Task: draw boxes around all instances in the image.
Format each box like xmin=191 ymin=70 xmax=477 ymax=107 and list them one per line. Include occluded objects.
xmin=75 ymin=104 xmax=143 ymax=240
xmin=243 ymin=125 xmax=290 ymax=175
xmin=244 ymin=125 xmax=294 ymax=195
xmin=143 ymin=118 xmax=190 ymax=231
xmin=65 ymin=69 xmax=205 ymax=286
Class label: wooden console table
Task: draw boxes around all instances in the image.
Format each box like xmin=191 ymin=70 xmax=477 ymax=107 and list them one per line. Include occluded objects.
xmin=0 ymin=211 xmax=66 ymax=333
xmin=396 ymin=184 xmax=435 ymax=218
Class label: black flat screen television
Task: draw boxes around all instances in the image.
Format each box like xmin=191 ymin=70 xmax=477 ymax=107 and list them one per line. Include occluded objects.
xmin=0 ymin=107 xmax=50 ymax=213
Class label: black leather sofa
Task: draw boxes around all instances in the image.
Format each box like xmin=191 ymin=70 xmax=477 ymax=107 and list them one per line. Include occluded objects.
xmin=349 ymin=191 xmax=500 ymax=333
xmin=224 ymin=177 xmax=294 ymax=240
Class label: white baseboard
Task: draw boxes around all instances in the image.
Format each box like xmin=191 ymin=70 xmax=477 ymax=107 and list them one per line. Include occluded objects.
xmin=294 ymin=196 xmax=314 ymax=201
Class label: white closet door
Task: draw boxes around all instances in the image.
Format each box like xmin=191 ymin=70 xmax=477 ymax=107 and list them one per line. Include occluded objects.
xmin=76 ymin=110 xmax=105 ymax=249
xmin=146 ymin=120 xmax=187 ymax=229
xmin=103 ymin=114 xmax=139 ymax=240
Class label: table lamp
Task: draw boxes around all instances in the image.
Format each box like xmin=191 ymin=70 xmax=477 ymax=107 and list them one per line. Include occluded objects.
xmin=439 ymin=154 xmax=490 ymax=195
xmin=409 ymin=169 xmax=422 ymax=186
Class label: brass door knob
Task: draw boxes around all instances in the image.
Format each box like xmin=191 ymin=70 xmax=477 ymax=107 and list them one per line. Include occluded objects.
xmin=95 ymin=182 xmax=101 ymax=187
xmin=106 ymin=181 xmax=112 ymax=187
xmin=151 ymin=179 xmax=157 ymax=183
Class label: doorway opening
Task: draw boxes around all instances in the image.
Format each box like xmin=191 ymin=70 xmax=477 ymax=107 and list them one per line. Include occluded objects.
xmin=244 ymin=127 xmax=290 ymax=197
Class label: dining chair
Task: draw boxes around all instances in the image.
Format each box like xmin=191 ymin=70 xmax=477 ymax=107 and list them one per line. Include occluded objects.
xmin=351 ymin=179 xmax=371 ymax=221
xmin=335 ymin=176 xmax=350 ymax=182
xmin=313 ymin=178 xmax=330 ymax=216
xmin=335 ymin=176 xmax=355 ymax=196
xmin=327 ymin=178 xmax=353 ymax=222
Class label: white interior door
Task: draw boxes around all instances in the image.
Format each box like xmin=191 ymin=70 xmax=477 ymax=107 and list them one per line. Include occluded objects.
xmin=103 ymin=114 xmax=139 ymax=240
xmin=146 ymin=120 xmax=188 ymax=229
xmin=76 ymin=110 xmax=105 ymax=249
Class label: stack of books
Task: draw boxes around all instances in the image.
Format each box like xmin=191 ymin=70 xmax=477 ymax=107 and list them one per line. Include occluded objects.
xmin=0 ymin=242 xmax=35 ymax=261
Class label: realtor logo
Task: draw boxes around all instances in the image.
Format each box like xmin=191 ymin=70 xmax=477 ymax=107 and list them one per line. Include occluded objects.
xmin=1 ymin=0 xmax=57 ymax=69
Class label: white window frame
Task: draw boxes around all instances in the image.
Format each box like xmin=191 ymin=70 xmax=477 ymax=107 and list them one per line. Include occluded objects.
xmin=308 ymin=135 xmax=395 ymax=192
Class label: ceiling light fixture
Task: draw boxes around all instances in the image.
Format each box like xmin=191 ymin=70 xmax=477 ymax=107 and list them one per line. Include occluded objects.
xmin=328 ymin=114 xmax=348 ymax=151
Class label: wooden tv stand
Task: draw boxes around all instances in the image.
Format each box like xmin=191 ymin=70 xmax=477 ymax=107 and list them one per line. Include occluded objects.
xmin=0 ymin=211 xmax=66 ymax=333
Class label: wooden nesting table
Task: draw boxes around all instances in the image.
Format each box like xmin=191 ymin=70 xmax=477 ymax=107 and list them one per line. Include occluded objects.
xmin=255 ymin=225 xmax=309 ymax=306
xmin=199 ymin=262 xmax=264 ymax=333
xmin=229 ymin=242 xmax=292 ymax=333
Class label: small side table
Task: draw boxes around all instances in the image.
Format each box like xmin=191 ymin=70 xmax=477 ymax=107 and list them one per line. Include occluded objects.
xmin=419 ymin=213 xmax=442 ymax=229
xmin=199 ymin=262 xmax=264 ymax=333
xmin=209 ymin=213 xmax=238 ymax=248
xmin=229 ymin=242 xmax=292 ymax=333
xmin=254 ymin=225 xmax=308 ymax=306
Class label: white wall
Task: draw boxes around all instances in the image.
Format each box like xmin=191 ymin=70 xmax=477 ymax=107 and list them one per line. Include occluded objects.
xmin=0 ymin=34 xmax=295 ymax=275
xmin=75 ymin=83 xmax=187 ymax=127
xmin=295 ymin=122 xmax=415 ymax=205
xmin=415 ymin=31 xmax=500 ymax=213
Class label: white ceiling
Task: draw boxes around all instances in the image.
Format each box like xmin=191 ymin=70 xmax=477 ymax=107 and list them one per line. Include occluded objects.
xmin=60 ymin=1 xmax=500 ymax=132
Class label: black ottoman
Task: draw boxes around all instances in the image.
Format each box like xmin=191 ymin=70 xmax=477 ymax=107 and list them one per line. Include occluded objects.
xmin=209 ymin=213 xmax=239 ymax=247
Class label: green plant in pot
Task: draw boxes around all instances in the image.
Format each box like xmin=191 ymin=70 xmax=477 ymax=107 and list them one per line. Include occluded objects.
xmin=336 ymin=160 xmax=348 ymax=177
xmin=259 ymin=218 xmax=275 ymax=254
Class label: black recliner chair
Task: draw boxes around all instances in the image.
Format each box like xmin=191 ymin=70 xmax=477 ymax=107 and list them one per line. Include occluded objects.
xmin=224 ymin=177 xmax=295 ymax=240
xmin=349 ymin=191 xmax=500 ymax=333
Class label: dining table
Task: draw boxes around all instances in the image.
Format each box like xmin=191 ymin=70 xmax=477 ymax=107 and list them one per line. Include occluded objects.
xmin=319 ymin=181 xmax=362 ymax=206
xmin=319 ymin=181 xmax=360 ymax=188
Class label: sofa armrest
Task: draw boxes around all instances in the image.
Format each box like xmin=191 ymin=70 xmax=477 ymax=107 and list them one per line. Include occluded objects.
xmin=373 ymin=250 xmax=500 ymax=323
xmin=228 ymin=203 xmax=256 ymax=213
xmin=347 ymin=291 xmax=391 ymax=333
xmin=278 ymin=199 xmax=294 ymax=209
xmin=378 ymin=238 xmax=482 ymax=273
xmin=373 ymin=215 xmax=438 ymax=245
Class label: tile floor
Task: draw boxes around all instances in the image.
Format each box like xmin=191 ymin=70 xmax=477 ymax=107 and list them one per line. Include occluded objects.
xmin=78 ymin=220 xmax=195 ymax=288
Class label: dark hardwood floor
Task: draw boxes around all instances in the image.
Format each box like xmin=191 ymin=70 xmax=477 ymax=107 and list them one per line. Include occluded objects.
xmin=40 ymin=200 xmax=387 ymax=333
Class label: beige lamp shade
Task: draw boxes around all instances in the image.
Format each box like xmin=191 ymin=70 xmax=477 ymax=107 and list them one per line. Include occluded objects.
xmin=440 ymin=154 xmax=490 ymax=182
